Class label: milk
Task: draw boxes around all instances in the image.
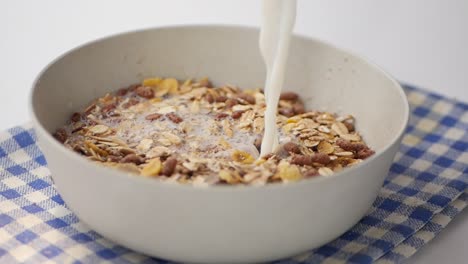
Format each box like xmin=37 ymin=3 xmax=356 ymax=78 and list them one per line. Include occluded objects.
xmin=259 ymin=0 xmax=297 ymax=156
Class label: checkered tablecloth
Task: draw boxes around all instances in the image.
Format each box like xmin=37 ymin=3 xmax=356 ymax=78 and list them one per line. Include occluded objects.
xmin=0 ymin=85 xmax=467 ymax=263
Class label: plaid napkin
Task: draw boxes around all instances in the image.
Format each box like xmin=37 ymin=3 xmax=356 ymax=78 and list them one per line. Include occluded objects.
xmin=0 ymin=85 xmax=466 ymax=264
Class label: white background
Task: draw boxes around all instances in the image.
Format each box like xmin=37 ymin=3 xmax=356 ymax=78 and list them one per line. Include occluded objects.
xmin=1 ymin=1 xmax=467 ymax=263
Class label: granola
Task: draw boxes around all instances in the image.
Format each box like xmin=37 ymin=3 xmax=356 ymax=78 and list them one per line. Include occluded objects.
xmin=54 ymin=77 xmax=375 ymax=186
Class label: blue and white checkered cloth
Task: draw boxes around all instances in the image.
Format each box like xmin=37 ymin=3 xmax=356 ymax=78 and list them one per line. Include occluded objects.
xmin=0 ymin=85 xmax=467 ymax=263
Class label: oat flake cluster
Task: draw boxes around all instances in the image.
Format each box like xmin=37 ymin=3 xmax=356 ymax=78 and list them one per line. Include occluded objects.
xmin=53 ymin=77 xmax=374 ymax=186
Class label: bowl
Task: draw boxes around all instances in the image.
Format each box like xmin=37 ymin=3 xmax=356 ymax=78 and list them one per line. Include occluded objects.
xmin=30 ymin=25 xmax=409 ymax=263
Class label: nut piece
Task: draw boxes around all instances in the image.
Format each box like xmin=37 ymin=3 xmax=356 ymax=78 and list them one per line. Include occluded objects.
xmin=120 ymin=154 xmax=144 ymax=165
xmin=280 ymin=92 xmax=299 ymax=101
xmin=162 ymin=157 xmax=178 ymax=176
xmin=136 ymin=86 xmax=154 ymax=99
xmin=71 ymin=112 xmax=81 ymax=122
xmin=356 ymin=148 xmax=375 ymax=159
xmin=53 ymin=128 xmax=68 ymax=143
xmin=225 ymin=98 xmax=238 ymax=108
xmin=232 ymin=110 xmax=244 ymax=119
xmin=291 ymin=155 xmax=312 ymax=166
xmin=215 ymin=112 xmax=229 ymax=120
xmin=311 ymin=153 xmax=331 ymax=165
xmin=237 ymin=93 xmax=256 ymax=104
xmin=141 ymin=158 xmax=162 ymax=176
xmin=166 ymin=113 xmax=183 ymax=124
xmin=283 ymin=142 xmax=301 ymax=154
xmin=145 ymin=113 xmax=162 ymax=121
xmin=214 ymin=95 xmax=227 ymax=103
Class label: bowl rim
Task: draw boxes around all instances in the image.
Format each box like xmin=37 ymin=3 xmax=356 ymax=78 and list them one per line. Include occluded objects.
xmin=29 ymin=24 xmax=410 ymax=192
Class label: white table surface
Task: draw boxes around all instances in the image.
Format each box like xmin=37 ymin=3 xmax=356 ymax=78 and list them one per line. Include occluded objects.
xmin=1 ymin=1 xmax=467 ymax=263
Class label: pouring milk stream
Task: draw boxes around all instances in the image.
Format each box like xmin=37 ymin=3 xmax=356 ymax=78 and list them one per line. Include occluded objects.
xmin=259 ymin=0 xmax=297 ymax=156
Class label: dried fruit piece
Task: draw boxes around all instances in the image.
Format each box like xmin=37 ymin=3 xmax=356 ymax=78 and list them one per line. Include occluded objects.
xmin=276 ymin=161 xmax=302 ymax=181
xmin=141 ymin=158 xmax=162 ymax=176
xmin=219 ymin=170 xmax=241 ymax=184
xmin=142 ymin=77 xmax=162 ymax=87
xmin=160 ymin=78 xmax=179 ymax=95
xmin=232 ymin=150 xmax=254 ymax=164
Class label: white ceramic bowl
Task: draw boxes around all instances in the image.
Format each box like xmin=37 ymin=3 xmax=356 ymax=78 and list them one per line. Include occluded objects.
xmin=30 ymin=25 xmax=409 ymax=263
